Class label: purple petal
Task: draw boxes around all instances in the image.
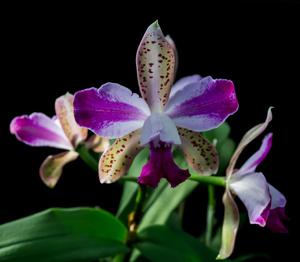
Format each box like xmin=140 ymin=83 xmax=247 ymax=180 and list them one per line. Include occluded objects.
xmin=178 ymin=127 xmax=218 ymax=175
xmin=227 ymin=108 xmax=273 ymax=176
xmin=140 ymin=113 xmax=181 ymax=146
xmin=252 ymin=184 xmax=287 ymax=229
xmin=165 ymin=76 xmax=238 ymax=132
xmin=74 ymin=83 xmax=150 ymax=138
xmin=136 ymin=21 xmax=176 ymax=112
xmin=266 ymin=207 xmax=288 ymax=233
xmin=170 ymin=74 xmax=202 ymax=97
xmin=138 ymin=142 xmax=190 ymax=188
xmin=10 ymin=113 xmax=72 ymax=150
xmin=239 ymin=133 xmax=273 ymax=174
xmin=217 ymin=189 xmax=240 ymax=259
xmin=229 ymin=172 xmax=270 ymax=226
xmin=55 ymin=93 xmax=88 ymax=147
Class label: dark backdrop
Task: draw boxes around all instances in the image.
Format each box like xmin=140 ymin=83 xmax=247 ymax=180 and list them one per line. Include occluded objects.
xmin=1 ymin=1 xmax=299 ymax=261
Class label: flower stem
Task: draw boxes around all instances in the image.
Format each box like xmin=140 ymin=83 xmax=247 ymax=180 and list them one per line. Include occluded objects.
xmin=189 ymin=174 xmax=226 ymax=187
xmin=127 ymin=185 xmax=148 ymax=245
xmin=205 ymin=185 xmax=216 ymax=247
xmin=76 ymin=144 xmax=98 ymax=172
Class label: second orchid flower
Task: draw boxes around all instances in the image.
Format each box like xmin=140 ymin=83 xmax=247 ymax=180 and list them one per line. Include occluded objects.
xmin=10 ymin=93 xmax=109 ymax=188
xmin=218 ymin=108 xmax=288 ymax=259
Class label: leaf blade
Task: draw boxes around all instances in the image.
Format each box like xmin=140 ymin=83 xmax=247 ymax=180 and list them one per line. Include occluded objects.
xmin=0 ymin=208 xmax=128 ymax=262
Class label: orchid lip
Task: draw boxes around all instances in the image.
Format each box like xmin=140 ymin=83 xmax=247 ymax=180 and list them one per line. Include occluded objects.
xmin=138 ymin=141 xmax=190 ymax=188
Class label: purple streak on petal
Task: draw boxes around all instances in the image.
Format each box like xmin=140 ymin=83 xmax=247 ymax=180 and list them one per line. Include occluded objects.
xmin=170 ymin=74 xmax=202 ymax=97
xmin=165 ymin=76 xmax=239 ymax=132
xmin=10 ymin=113 xmax=72 ymax=150
xmin=74 ymin=83 xmax=150 ymax=138
xmin=266 ymin=207 xmax=288 ymax=233
xmin=227 ymin=108 xmax=273 ymax=177
xmin=239 ymin=133 xmax=273 ymax=174
xmin=138 ymin=142 xmax=190 ymax=188
xmin=254 ymin=202 xmax=270 ymax=226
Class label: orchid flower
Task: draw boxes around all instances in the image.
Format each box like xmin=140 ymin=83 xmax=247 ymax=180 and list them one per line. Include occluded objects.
xmin=74 ymin=21 xmax=239 ymax=188
xmin=217 ymin=108 xmax=288 ymax=259
xmin=10 ymin=93 xmax=109 ymax=188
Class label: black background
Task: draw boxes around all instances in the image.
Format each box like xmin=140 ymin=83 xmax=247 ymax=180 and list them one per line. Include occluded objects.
xmin=1 ymin=1 xmax=299 ymax=261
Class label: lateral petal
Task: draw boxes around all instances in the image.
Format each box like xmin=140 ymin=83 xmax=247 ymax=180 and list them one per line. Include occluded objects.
xmin=170 ymin=74 xmax=202 ymax=97
xmin=10 ymin=113 xmax=72 ymax=150
xmin=74 ymin=83 xmax=150 ymax=138
xmin=165 ymin=77 xmax=238 ymax=132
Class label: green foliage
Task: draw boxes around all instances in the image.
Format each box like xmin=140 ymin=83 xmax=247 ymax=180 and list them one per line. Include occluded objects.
xmin=1 ymin=122 xmax=242 ymax=261
xmin=0 ymin=208 xmax=128 ymax=262
xmin=135 ymin=225 xmax=232 ymax=262
xmin=139 ymin=180 xmax=198 ymax=231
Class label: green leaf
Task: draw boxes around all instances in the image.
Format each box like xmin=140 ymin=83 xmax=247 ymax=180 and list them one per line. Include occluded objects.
xmin=139 ymin=180 xmax=197 ymax=231
xmin=117 ymin=148 xmax=149 ymax=223
xmin=173 ymin=147 xmax=188 ymax=169
xmin=210 ymin=227 xmax=222 ymax=252
xmin=0 ymin=208 xmax=128 ymax=262
xmin=136 ymin=225 xmax=232 ymax=262
xmin=204 ymin=122 xmax=231 ymax=145
xmin=218 ymin=139 xmax=235 ymax=174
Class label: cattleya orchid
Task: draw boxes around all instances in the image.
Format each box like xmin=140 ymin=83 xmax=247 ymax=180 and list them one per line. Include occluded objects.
xmin=4 ymin=21 xmax=289 ymax=262
xmin=10 ymin=93 xmax=109 ymax=188
xmin=217 ymin=108 xmax=288 ymax=259
xmin=74 ymin=21 xmax=239 ymax=187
